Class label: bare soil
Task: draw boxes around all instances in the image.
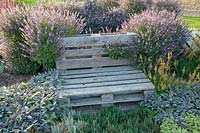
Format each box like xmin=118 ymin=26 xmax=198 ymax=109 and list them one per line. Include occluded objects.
xmin=0 ymin=72 xmax=31 ymax=87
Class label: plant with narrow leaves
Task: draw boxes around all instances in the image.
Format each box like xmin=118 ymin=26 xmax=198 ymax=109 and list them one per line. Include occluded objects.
xmin=124 ymin=0 xmax=150 ymax=15
xmin=21 ymin=6 xmax=84 ymax=71
xmin=51 ymin=114 xmax=85 ymax=133
xmin=121 ymin=9 xmax=191 ymax=68
xmin=155 ymin=0 xmax=181 ymax=15
xmin=78 ymin=0 xmax=128 ymax=33
xmin=0 ymin=6 xmax=41 ymax=74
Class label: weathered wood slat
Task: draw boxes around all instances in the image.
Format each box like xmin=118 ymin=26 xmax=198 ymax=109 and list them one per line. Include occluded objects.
xmin=59 ymin=82 xmax=155 ymax=97
xmin=63 ymin=33 xmax=137 ymax=47
xmin=60 ymin=69 xmax=142 ymax=79
xmin=56 ymin=57 xmax=131 ymax=69
xmin=59 ymin=66 xmax=137 ymax=75
xmin=62 ymin=73 xmax=147 ymax=85
xmin=62 ymin=48 xmax=106 ymax=58
xmin=66 ymin=94 xmax=143 ymax=107
xmin=62 ymin=79 xmax=150 ymax=89
xmin=56 ymin=33 xmax=154 ymax=110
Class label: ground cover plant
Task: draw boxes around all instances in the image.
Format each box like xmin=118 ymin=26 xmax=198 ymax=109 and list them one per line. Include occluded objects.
xmin=160 ymin=113 xmax=200 ymax=133
xmin=143 ymin=86 xmax=200 ymax=124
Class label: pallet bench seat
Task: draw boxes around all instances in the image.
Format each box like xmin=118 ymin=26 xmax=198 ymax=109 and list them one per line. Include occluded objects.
xmin=56 ymin=33 xmax=155 ymax=111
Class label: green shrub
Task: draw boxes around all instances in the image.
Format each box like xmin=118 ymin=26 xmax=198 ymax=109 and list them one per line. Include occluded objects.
xmin=79 ymin=107 xmax=160 ymax=133
xmin=160 ymin=114 xmax=200 ymax=133
xmin=160 ymin=118 xmax=187 ymax=133
xmin=184 ymin=113 xmax=200 ymax=132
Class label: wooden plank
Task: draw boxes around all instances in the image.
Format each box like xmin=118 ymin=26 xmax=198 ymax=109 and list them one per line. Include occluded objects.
xmin=62 ymin=78 xmax=151 ymax=89
xmin=144 ymin=90 xmax=154 ymax=97
xmin=62 ymin=48 xmax=106 ymax=58
xmin=59 ymin=82 xmax=155 ymax=97
xmin=101 ymin=94 xmax=114 ymax=102
xmin=59 ymin=66 xmax=137 ymax=75
xmin=56 ymin=57 xmax=131 ymax=69
xmin=63 ymin=33 xmax=137 ymax=47
xmin=62 ymin=73 xmax=147 ymax=85
xmin=65 ymin=93 xmax=143 ymax=107
xmin=60 ymin=69 xmax=142 ymax=79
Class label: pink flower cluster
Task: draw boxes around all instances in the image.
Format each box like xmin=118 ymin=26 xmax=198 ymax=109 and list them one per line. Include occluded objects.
xmin=122 ymin=9 xmax=190 ymax=58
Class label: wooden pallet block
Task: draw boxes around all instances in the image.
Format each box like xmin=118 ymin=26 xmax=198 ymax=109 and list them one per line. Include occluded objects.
xmin=58 ymin=66 xmax=154 ymax=109
xmin=56 ymin=33 xmax=155 ymax=111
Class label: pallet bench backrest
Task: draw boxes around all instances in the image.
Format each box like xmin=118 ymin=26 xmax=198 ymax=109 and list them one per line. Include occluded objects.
xmin=56 ymin=33 xmax=137 ymax=70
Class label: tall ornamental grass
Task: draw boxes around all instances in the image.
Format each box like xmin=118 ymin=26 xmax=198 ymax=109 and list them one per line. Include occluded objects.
xmin=0 ymin=4 xmax=84 ymax=74
xmin=121 ymin=9 xmax=191 ymax=68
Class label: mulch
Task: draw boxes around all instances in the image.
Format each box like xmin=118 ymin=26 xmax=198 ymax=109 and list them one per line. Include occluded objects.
xmin=0 ymin=72 xmax=31 ymax=87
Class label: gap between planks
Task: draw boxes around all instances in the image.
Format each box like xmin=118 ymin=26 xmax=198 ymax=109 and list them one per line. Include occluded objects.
xmin=62 ymin=78 xmax=151 ymax=90
xmin=59 ymin=66 xmax=138 ymax=75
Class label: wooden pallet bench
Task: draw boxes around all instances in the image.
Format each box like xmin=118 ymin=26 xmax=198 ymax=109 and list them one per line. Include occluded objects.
xmin=56 ymin=33 xmax=155 ymax=112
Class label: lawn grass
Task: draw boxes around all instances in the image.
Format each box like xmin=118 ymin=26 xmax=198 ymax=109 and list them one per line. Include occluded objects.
xmin=183 ymin=16 xmax=200 ymax=30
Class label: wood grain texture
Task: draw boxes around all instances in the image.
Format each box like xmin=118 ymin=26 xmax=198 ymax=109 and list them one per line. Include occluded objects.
xmin=59 ymin=82 xmax=155 ymax=97
xmin=62 ymin=73 xmax=147 ymax=85
xmin=56 ymin=57 xmax=131 ymax=69
xmin=62 ymin=33 xmax=137 ymax=47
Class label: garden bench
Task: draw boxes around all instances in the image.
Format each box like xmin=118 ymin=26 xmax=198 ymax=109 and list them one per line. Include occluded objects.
xmin=56 ymin=33 xmax=155 ymax=112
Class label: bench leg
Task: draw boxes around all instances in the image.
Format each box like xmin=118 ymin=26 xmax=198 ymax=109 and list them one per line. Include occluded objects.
xmin=143 ymin=90 xmax=154 ymax=97
xmin=101 ymin=94 xmax=114 ymax=107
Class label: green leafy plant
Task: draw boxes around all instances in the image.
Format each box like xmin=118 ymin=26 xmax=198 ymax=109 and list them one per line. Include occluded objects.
xmin=0 ymin=83 xmax=57 ymax=132
xmin=184 ymin=113 xmax=200 ymax=132
xmin=160 ymin=118 xmax=187 ymax=133
xmin=143 ymin=87 xmax=200 ymax=124
xmin=160 ymin=113 xmax=200 ymax=133
xmin=28 ymin=69 xmax=61 ymax=88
